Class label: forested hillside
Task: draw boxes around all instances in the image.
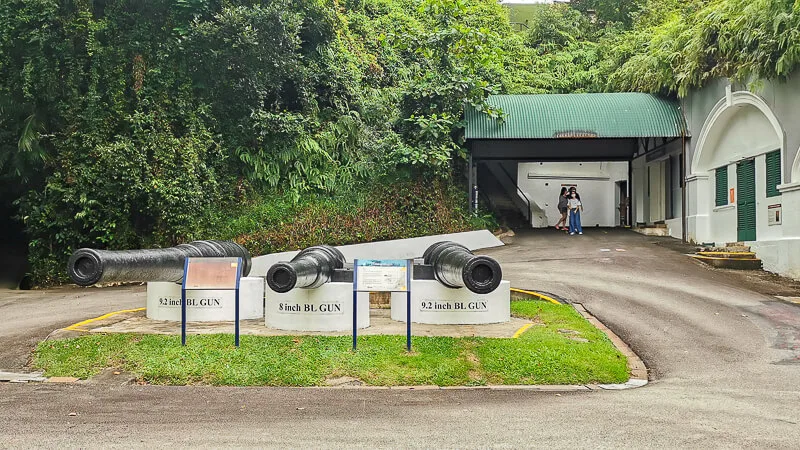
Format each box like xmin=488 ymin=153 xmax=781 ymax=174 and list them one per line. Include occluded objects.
xmin=1 ymin=0 xmax=798 ymax=285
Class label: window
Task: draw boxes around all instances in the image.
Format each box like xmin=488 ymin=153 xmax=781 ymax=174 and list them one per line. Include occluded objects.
xmin=715 ymin=166 xmax=728 ymax=206
xmin=766 ymin=150 xmax=781 ymax=198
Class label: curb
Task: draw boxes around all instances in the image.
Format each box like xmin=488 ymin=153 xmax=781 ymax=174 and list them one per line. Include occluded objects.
xmin=510 ymin=288 xmax=562 ymax=305
xmin=324 ymin=302 xmax=650 ymax=392
xmin=572 ymin=302 xmax=649 ymax=385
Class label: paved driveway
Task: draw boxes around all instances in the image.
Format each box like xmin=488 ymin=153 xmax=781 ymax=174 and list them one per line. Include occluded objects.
xmin=0 ymin=285 xmax=146 ymax=370
xmin=1 ymin=229 xmax=799 ymax=448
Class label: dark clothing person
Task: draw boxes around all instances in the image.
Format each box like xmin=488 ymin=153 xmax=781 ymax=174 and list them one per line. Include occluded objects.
xmin=556 ymin=188 xmax=569 ymax=230
xmin=557 ymin=195 xmax=568 ymax=213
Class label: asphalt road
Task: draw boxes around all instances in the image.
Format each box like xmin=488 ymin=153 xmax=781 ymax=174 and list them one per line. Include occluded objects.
xmin=0 ymin=285 xmax=147 ymax=370
xmin=2 ymin=229 xmax=799 ymax=448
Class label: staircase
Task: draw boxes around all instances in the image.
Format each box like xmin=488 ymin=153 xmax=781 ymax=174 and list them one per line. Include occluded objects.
xmin=690 ymin=242 xmax=763 ymax=270
xmin=477 ymin=162 xmax=529 ymax=230
xmin=633 ymin=223 xmax=670 ymax=237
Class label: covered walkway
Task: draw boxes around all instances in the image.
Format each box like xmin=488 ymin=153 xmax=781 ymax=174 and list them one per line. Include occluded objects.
xmin=465 ymin=93 xmax=688 ymax=235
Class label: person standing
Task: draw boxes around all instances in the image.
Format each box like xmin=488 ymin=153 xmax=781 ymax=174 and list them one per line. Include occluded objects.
xmin=555 ymin=187 xmax=568 ymax=230
xmin=568 ymin=190 xmax=583 ymax=235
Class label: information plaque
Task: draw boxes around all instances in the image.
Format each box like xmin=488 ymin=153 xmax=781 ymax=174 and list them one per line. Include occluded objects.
xmin=181 ymin=257 xmax=243 ymax=347
xmin=184 ymin=258 xmax=241 ymax=290
xmin=768 ymin=204 xmax=782 ymax=225
xmin=352 ymin=259 xmax=413 ymax=352
xmin=354 ymin=259 xmax=409 ymax=292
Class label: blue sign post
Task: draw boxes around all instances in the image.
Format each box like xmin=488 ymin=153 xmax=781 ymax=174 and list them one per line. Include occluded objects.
xmin=181 ymin=257 xmax=243 ymax=347
xmin=352 ymin=259 xmax=413 ymax=352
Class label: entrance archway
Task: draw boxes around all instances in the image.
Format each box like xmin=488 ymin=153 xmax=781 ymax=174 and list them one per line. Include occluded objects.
xmin=691 ymin=91 xmax=785 ymax=175
xmin=687 ymin=90 xmax=785 ymax=244
xmin=793 ymin=145 xmax=800 ymax=184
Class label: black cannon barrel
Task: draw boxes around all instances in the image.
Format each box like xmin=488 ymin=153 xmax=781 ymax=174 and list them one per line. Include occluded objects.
xmin=422 ymin=241 xmax=502 ymax=294
xmin=68 ymin=240 xmax=251 ymax=286
xmin=266 ymin=245 xmax=346 ymax=293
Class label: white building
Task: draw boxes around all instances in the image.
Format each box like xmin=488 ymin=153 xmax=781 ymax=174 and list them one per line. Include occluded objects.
xmin=682 ymin=78 xmax=800 ymax=278
xmin=466 ymin=82 xmax=800 ymax=280
xmin=614 ymin=76 xmax=800 ymax=279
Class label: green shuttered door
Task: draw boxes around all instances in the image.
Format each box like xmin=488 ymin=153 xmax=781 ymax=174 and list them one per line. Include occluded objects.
xmin=737 ymin=159 xmax=756 ymax=242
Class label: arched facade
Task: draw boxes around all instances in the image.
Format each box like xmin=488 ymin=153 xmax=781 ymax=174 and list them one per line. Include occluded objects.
xmin=691 ymin=91 xmax=785 ymax=176
xmin=686 ymin=90 xmax=787 ymax=246
xmin=793 ymin=145 xmax=800 ymax=184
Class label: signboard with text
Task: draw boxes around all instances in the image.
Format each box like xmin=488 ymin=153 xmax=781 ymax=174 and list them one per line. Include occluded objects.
xmin=354 ymin=259 xmax=410 ymax=292
xmin=181 ymin=257 xmax=243 ymax=347
xmin=768 ymin=204 xmax=782 ymax=225
xmin=352 ymin=259 xmax=413 ymax=351
xmin=184 ymin=258 xmax=240 ymax=290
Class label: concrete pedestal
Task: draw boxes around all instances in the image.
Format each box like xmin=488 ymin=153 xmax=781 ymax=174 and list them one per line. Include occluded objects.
xmin=146 ymin=277 xmax=264 ymax=321
xmin=265 ymin=282 xmax=370 ymax=331
xmin=390 ymin=280 xmax=510 ymax=324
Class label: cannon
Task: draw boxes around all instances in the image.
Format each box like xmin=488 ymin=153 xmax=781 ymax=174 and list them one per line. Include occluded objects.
xmin=68 ymin=240 xmax=251 ymax=286
xmin=266 ymin=245 xmax=347 ymax=293
xmin=421 ymin=241 xmax=502 ymax=294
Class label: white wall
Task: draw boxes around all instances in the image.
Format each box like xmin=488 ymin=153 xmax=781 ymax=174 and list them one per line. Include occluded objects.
xmin=689 ymin=92 xmax=787 ymax=246
xmin=517 ymin=162 xmax=628 ymax=228
xmin=631 ymin=140 xmax=682 ymax=228
xmin=632 ymin=156 xmax=646 ymax=224
xmin=708 ymin=163 xmax=738 ymax=245
xmin=706 ymin=153 xmax=788 ymax=245
xmin=753 ymin=186 xmax=800 ymax=278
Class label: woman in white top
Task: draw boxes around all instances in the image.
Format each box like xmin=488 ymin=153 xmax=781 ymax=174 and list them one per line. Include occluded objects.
xmin=567 ymin=189 xmax=583 ymax=235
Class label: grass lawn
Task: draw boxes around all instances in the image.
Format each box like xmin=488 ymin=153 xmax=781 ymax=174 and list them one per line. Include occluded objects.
xmin=33 ymin=301 xmax=628 ymax=386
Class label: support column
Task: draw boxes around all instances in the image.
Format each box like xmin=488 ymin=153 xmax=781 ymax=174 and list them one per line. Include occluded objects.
xmin=778 ymin=183 xmax=800 ymax=238
xmin=468 ymin=152 xmax=473 ymax=213
xmin=686 ymin=173 xmax=711 ymax=244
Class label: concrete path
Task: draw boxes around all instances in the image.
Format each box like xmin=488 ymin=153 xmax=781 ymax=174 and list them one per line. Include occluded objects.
xmin=2 ymin=229 xmax=800 ymax=447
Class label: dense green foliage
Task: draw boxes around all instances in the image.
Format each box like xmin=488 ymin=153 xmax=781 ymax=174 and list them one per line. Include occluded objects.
xmin=520 ymin=4 xmax=618 ymax=93
xmin=606 ymin=0 xmax=800 ymax=95
xmin=217 ymin=179 xmax=495 ymax=256
xmin=0 ymin=0 xmax=524 ymax=284
xmin=34 ymin=301 xmax=628 ymax=385
xmin=516 ymin=0 xmax=800 ymax=95
xmin=570 ymin=0 xmax=642 ymax=27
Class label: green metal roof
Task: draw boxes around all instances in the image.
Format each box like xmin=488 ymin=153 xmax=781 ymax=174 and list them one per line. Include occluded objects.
xmin=465 ymin=93 xmax=686 ymax=140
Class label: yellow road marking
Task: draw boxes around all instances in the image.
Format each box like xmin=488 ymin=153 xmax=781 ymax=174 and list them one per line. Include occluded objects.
xmin=510 ymin=288 xmax=561 ymax=305
xmin=697 ymin=251 xmax=755 ymax=255
xmin=64 ymin=308 xmax=146 ymax=332
xmin=512 ymin=323 xmax=534 ymax=338
xmin=690 ymin=255 xmax=759 ymax=261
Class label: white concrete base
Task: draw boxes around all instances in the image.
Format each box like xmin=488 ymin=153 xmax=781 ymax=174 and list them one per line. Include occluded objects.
xmin=665 ymin=218 xmax=682 ymax=240
xmin=265 ymin=282 xmax=369 ymax=332
xmin=390 ymin=280 xmax=510 ymax=325
xmin=146 ymin=277 xmax=265 ymax=322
